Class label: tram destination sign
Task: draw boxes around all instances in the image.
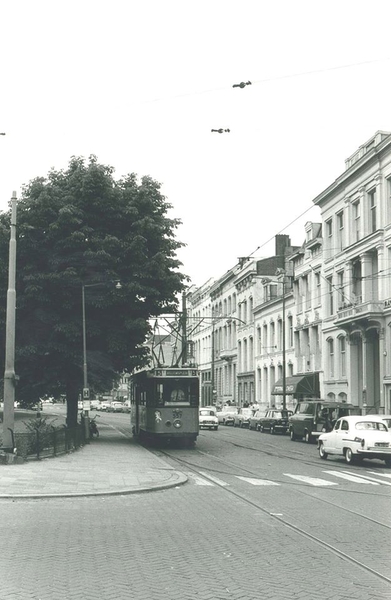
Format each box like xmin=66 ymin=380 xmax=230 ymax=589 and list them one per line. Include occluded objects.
xmin=154 ymin=369 xmax=198 ymax=377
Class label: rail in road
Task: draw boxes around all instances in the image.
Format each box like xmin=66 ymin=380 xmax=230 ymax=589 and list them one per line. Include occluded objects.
xmin=143 ymin=428 xmax=391 ymax=589
xmin=98 ymin=414 xmax=391 ymax=587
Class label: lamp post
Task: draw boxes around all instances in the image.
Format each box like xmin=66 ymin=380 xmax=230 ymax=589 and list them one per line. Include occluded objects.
xmin=2 ymin=192 xmax=17 ymax=452
xmin=81 ymin=280 xmax=121 ymax=420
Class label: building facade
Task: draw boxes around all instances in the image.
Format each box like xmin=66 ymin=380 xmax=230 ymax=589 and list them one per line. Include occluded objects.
xmin=187 ymin=131 xmax=391 ymax=415
xmin=313 ymin=130 xmax=391 ymax=414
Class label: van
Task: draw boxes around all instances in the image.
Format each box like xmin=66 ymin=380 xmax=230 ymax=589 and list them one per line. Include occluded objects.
xmin=289 ymin=400 xmax=361 ymax=443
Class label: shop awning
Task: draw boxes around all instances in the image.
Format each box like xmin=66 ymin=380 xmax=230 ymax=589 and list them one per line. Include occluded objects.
xmin=271 ymin=374 xmax=317 ymax=396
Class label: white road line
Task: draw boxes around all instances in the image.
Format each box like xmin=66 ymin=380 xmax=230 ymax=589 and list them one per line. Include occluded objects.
xmin=367 ymin=471 xmax=391 ymax=479
xmin=236 ymin=476 xmax=280 ymax=486
xmin=323 ymin=470 xmax=379 ymax=485
xmin=187 ymin=473 xmax=214 ymax=486
xmin=283 ymin=474 xmax=338 ymax=487
xmin=198 ymin=471 xmax=229 ymax=486
xmin=341 ymin=470 xmax=391 ymax=486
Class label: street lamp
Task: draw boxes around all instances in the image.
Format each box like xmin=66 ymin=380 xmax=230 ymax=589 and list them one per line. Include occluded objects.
xmin=81 ymin=280 xmax=122 ymax=410
xmin=2 ymin=192 xmax=17 ymax=452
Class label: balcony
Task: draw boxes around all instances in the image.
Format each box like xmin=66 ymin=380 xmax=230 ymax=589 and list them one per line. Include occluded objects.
xmin=219 ymin=348 xmax=237 ymax=361
xmin=335 ymin=293 xmax=383 ymax=328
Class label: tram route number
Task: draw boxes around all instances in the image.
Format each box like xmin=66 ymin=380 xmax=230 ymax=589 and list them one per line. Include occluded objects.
xmin=172 ymin=409 xmax=183 ymax=419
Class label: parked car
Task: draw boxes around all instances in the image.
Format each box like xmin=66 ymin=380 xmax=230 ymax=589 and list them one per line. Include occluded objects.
xmin=289 ymin=399 xmax=361 ymax=443
xmin=233 ymin=407 xmax=253 ymax=428
xmin=90 ymin=399 xmax=101 ymax=410
xmin=380 ymin=415 xmax=391 ymax=429
xmin=249 ymin=410 xmax=265 ymax=430
xmin=97 ymin=401 xmax=112 ymax=412
xmin=258 ymin=409 xmax=292 ymax=434
xmin=199 ymin=408 xmax=219 ymax=430
xmin=109 ymin=402 xmax=125 ymax=413
xmin=217 ymin=408 xmax=238 ymax=425
xmin=318 ymin=415 xmax=391 ymax=466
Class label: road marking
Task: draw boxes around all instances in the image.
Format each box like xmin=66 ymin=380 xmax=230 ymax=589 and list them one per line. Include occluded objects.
xmin=236 ymin=477 xmax=279 ymax=486
xmin=198 ymin=471 xmax=229 ymax=486
xmin=323 ymin=470 xmax=379 ymax=485
xmin=341 ymin=470 xmax=391 ymax=486
xmin=187 ymin=473 xmax=214 ymax=486
xmin=284 ymin=474 xmax=338 ymax=486
xmin=367 ymin=471 xmax=391 ymax=479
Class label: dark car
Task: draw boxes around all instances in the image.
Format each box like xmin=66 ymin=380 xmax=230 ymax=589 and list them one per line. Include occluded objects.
xmin=289 ymin=400 xmax=361 ymax=443
xmin=258 ymin=409 xmax=292 ymax=434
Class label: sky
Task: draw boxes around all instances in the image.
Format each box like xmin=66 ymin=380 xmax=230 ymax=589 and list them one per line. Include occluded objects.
xmin=0 ymin=0 xmax=390 ymax=288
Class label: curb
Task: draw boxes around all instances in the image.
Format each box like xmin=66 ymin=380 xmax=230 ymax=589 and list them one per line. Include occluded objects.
xmin=0 ymin=471 xmax=188 ymax=500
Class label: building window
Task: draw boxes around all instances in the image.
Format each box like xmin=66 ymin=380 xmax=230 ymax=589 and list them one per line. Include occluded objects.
xmin=327 ymin=276 xmax=334 ymax=315
xmin=337 ymin=210 xmax=344 ymax=250
xmin=288 ymin=316 xmax=293 ymax=347
xmin=339 ymin=336 xmax=346 ymax=377
xmin=337 ymin=271 xmax=344 ymax=308
xmin=353 ymin=200 xmax=360 ymax=242
xmin=257 ymin=327 xmax=262 ymax=354
xmin=326 ymin=218 xmax=333 ymax=238
xmin=315 ymin=272 xmax=321 ymax=305
xmin=328 ymin=338 xmax=335 ymax=378
xmin=369 ymin=188 xmax=377 ymax=233
xmin=270 ymin=322 xmax=275 ymax=350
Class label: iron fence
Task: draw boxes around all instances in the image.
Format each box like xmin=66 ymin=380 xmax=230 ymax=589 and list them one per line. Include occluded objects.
xmin=12 ymin=424 xmax=86 ymax=460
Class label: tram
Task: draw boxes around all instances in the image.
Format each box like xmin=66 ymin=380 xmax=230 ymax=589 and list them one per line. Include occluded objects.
xmin=130 ymin=367 xmax=200 ymax=445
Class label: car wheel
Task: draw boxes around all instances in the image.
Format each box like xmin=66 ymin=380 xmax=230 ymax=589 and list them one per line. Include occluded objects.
xmin=214 ymin=426 xmax=218 ymax=431
xmin=290 ymin=428 xmax=296 ymax=441
xmin=304 ymin=431 xmax=312 ymax=444
xmin=345 ymin=447 xmax=355 ymax=464
xmin=319 ymin=442 xmax=328 ymax=460
xmin=384 ymin=457 xmax=391 ymax=467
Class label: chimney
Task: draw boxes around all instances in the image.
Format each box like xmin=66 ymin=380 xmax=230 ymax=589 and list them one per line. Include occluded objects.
xmin=275 ymin=234 xmax=291 ymax=256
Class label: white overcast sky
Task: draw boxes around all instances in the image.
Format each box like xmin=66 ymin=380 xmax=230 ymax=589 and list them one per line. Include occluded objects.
xmin=1 ymin=0 xmax=390 ymax=287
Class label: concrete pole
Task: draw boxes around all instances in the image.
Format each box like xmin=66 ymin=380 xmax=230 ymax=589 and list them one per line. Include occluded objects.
xmin=2 ymin=192 xmax=17 ymax=452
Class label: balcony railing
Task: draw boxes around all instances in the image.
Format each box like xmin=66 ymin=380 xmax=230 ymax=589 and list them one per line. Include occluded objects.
xmin=336 ymin=293 xmax=383 ymax=321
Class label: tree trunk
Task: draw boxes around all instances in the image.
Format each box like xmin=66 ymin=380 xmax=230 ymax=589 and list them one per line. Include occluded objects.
xmin=66 ymin=378 xmax=79 ymax=428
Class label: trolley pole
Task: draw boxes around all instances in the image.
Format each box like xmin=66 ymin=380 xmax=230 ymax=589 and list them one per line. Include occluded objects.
xmin=2 ymin=192 xmax=17 ymax=452
xmin=181 ymin=292 xmax=187 ymax=366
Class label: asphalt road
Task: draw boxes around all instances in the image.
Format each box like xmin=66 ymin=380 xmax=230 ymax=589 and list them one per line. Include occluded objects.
xmin=1 ymin=412 xmax=390 ymax=600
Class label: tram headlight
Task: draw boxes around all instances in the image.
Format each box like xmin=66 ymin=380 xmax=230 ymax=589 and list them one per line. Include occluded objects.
xmin=173 ymin=419 xmax=182 ymax=429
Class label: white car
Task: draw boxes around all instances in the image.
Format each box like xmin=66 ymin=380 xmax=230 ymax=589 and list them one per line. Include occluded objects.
xmin=199 ymin=409 xmax=218 ymax=430
xmin=318 ymin=415 xmax=391 ymax=466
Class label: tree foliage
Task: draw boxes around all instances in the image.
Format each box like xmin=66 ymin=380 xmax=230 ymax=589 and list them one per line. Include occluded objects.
xmin=0 ymin=156 xmax=187 ymax=426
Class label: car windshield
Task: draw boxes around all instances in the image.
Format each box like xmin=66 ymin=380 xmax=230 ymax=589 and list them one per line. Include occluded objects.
xmin=200 ymin=410 xmax=215 ymax=416
xmin=355 ymin=421 xmax=388 ymax=431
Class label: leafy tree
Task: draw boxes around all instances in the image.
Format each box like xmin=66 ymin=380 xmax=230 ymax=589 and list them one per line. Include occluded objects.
xmin=0 ymin=156 xmax=187 ymax=427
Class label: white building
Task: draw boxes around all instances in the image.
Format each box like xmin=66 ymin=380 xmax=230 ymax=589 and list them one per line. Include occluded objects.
xmin=313 ymin=130 xmax=391 ymax=413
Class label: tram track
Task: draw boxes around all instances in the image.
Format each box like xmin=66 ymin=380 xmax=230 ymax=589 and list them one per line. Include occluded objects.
xmin=154 ymin=445 xmax=391 ymax=587
xmin=108 ymin=420 xmax=391 ymax=584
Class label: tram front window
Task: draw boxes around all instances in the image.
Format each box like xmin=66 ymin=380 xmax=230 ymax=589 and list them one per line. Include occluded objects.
xmin=164 ymin=381 xmax=190 ymax=406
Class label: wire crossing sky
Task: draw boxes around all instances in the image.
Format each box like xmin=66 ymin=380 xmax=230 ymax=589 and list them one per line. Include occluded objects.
xmin=0 ymin=0 xmax=390 ymax=286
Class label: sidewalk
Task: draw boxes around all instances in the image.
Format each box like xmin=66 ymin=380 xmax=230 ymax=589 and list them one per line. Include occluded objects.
xmin=0 ymin=423 xmax=187 ymax=499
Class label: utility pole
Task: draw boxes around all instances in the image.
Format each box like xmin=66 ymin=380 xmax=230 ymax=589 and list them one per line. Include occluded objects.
xmin=2 ymin=192 xmax=17 ymax=452
xmin=181 ymin=292 xmax=187 ymax=366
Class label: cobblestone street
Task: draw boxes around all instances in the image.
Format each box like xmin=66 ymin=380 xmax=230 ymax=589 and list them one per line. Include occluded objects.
xmin=1 ymin=482 xmax=390 ymax=600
